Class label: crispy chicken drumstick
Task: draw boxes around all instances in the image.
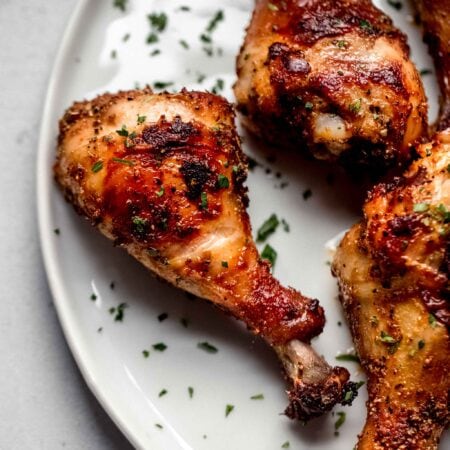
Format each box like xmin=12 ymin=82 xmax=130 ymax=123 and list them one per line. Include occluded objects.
xmin=234 ymin=0 xmax=427 ymax=172
xmin=54 ymin=89 xmax=355 ymax=421
xmin=333 ymin=2 xmax=450 ymax=447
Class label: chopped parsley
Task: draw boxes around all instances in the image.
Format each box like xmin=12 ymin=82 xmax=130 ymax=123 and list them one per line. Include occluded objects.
xmin=343 ymin=381 xmax=365 ymax=403
xmin=150 ymin=49 xmax=161 ymax=57
xmin=116 ymin=125 xmax=129 ymax=137
xmin=122 ymin=33 xmax=130 ymax=42
xmin=155 ymin=423 xmax=163 ymax=429
xmin=142 ymin=350 xmax=150 ymax=358
xmin=268 ymin=3 xmax=279 ymax=11
xmin=111 ymin=49 xmax=117 ymax=59
xmin=156 ymin=186 xmax=165 ymax=197
xmin=336 ymin=40 xmax=348 ymax=48
xmin=158 ymin=312 xmax=168 ymax=322
xmin=179 ymin=6 xmax=191 ymax=12
xmin=261 ymin=244 xmax=277 ymax=267
xmin=54 ymin=228 xmax=60 ymax=235
xmin=200 ymin=33 xmax=212 ymax=44
xmin=387 ymin=0 xmax=403 ymax=10
xmin=225 ymin=404 xmax=234 ymax=417
xmin=211 ymin=78 xmax=224 ymax=94
xmin=335 ymin=353 xmax=360 ymax=363
xmin=90 ymin=293 xmax=97 ymax=301
xmin=200 ymin=192 xmax=208 ymax=209
xmin=148 ymin=12 xmax=167 ymax=33
xmin=281 ymin=442 xmax=290 ymax=449
xmin=349 ymin=98 xmax=362 ymax=113
xmin=334 ymin=411 xmax=346 ymax=435
xmin=420 ymin=68 xmax=432 ymax=76
xmin=380 ymin=330 xmax=396 ymax=344
xmin=304 ymin=101 xmax=313 ymax=110
xmin=113 ymin=0 xmax=128 ymax=12
xmin=91 ymin=160 xmax=103 ymax=173
xmin=418 ymin=339 xmax=425 ymax=349
xmin=303 ymin=188 xmax=312 ymax=200
xmin=153 ymin=342 xmax=167 ymax=352
xmin=179 ymin=39 xmax=189 ymax=49
xmin=429 ymin=313 xmax=437 ymax=328
xmin=359 ymin=19 xmax=373 ymax=31
xmin=206 ymin=10 xmax=224 ymax=33
xmin=281 ymin=218 xmax=290 ymax=232
xmin=217 ymin=174 xmax=229 ymax=189
xmin=137 ymin=114 xmax=146 ymax=124
xmin=256 ymin=214 xmax=279 ymax=242
xmin=221 ymin=261 xmax=229 ymax=268
xmin=153 ymin=81 xmax=174 ymax=90
xmin=197 ymin=341 xmax=218 ymax=353
xmin=132 ymin=216 xmax=148 ymax=234
xmin=158 ymin=389 xmax=168 ymax=397
xmin=110 ymin=302 xmax=127 ymax=322
xmin=250 ymin=394 xmax=264 ymax=400
xmin=147 ymin=33 xmax=159 ymax=44
xmin=188 ymin=386 xmax=194 ymax=398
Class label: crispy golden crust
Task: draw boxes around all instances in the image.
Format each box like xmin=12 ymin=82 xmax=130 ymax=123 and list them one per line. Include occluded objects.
xmin=55 ymin=88 xmax=353 ymax=420
xmin=333 ymin=132 xmax=450 ymax=449
xmin=415 ymin=0 xmax=450 ymax=130
xmin=234 ymin=0 xmax=428 ymax=173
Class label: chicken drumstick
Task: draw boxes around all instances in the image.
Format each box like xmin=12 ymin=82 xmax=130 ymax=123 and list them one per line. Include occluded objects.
xmin=54 ymin=89 xmax=355 ymax=421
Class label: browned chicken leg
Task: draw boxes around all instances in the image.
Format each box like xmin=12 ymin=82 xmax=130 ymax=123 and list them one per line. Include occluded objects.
xmin=234 ymin=0 xmax=428 ymax=173
xmin=333 ymin=5 xmax=450 ymax=444
xmin=54 ymin=88 xmax=355 ymax=421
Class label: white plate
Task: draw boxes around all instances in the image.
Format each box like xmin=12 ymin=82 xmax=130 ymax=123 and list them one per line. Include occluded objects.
xmin=37 ymin=1 xmax=448 ymax=449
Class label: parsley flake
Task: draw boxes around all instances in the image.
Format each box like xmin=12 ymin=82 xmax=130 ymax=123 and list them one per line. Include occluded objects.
xmin=336 ymin=353 xmax=360 ymax=363
xmin=158 ymin=312 xmax=168 ymax=322
xmin=153 ymin=342 xmax=167 ymax=352
xmin=387 ymin=0 xmax=403 ymax=10
xmin=200 ymin=192 xmax=208 ymax=210
xmin=281 ymin=442 xmax=290 ymax=449
xmin=349 ymin=98 xmax=362 ymax=114
xmin=158 ymin=389 xmax=168 ymax=397
xmin=225 ymin=404 xmax=234 ymax=417
xmin=250 ymin=394 xmax=264 ymax=400
xmin=148 ymin=12 xmax=167 ymax=33
xmin=113 ymin=0 xmax=128 ymax=12
xmin=217 ymin=174 xmax=230 ymax=189
xmin=137 ymin=114 xmax=146 ymax=124
xmin=334 ymin=411 xmax=346 ymax=433
xmin=142 ymin=350 xmax=150 ymax=358
xmin=197 ymin=341 xmax=218 ymax=353
xmin=261 ymin=244 xmax=277 ymax=267
xmin=188 ymin=386 xmax=194 ymax=398
xmin=92 ymin=160 xmax=103 ymax=173
xmin=257 ymin=214 xmax=279 ymax=242
xmin=156 ymin=186 xmax=165 ymax=197
xmin=206 ymin=10 xmax=224 ymax=33
xmin=429 ymin=314 xmax=437 ymax=328
xmin=153 ymin=81 xmax=174 ymax=90
xmin=116 ymin=125 xmax=129 ymax=137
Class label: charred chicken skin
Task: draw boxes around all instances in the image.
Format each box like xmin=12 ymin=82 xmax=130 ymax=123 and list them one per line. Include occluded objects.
xmin=415 ymin=0 xmax=450 ymax=131
xmin=234 ymin=0 xmax=428 ymax=172
xmin=54 ymin=88 xmax=355 ymax=421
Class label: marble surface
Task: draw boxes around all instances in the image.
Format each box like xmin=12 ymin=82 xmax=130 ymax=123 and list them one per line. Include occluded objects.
xmin=0 ymin=1 xmax=132 ymax=448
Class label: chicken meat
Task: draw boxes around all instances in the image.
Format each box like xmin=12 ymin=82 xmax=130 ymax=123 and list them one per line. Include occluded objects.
xmin=54 ymin=88 xmax=356 ymax=421
xmin=234 ymin=0 xmax=428 ymax=173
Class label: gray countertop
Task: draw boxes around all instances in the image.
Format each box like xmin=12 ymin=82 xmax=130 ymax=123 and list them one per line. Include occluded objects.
xmin=0 ymin=1 xmax=132 ymax=448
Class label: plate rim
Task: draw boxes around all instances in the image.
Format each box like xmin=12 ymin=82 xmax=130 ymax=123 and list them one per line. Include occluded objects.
xmin=36 ymin=1 xmax=143 ymax=448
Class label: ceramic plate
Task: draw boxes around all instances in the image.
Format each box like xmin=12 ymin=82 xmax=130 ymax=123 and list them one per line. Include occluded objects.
xmin=37 ymin=1 xmax=448 ymax=448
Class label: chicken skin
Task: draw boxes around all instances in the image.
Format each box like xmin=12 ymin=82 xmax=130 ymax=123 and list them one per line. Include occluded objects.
xmin=415 ymin=0 xmax=450 ymax=131
xmin=54 ymin=88 xmax=355 ymax=421
xmin=234 ymin=0 xmax=428 ymax=172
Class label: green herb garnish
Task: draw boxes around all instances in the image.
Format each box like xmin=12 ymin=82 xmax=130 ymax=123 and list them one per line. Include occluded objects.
xmin=147 ymin=33 xmax=159 ymax=44
xmin=156 ymin=186 xmax=165 ymax=197
xmin=113 ymin=0 xmax=128 ymax=12
xmin=380 ymin=330 xmax=397 ymax=344
xmin=155 ymin=423 xmax=163 ymax=429
xmin=336 ymin=353 xmax=360 ymax=363
xmin=197 ymin=341 xmax=218 ymax=353
xmin=132 ymin=216 xmax=148 ymax=234
xmin=418 ymin=339 xmax=425 ymax=349
xmin=142 ymin=350 xmax=150 ymax=358
xmin=153 ymin=342 xmax=167 ymax=351
xmin=159 ymin=389 xmax=168 ymax=397
xmin=261 ymin=244 xmax=277 ymax=267
xmin=349 ymin=98 xmax=362 ymax=113
xmin=112 ymin=302 xmax=127 ymax=322
xmin=211 ymin=78 xmax=224 ymax=94
xmin=257 ymin=214 xmax=279 ymax=242
xmin=116 ymin=125 xmax=129 ymax=137
xmin=153 ymin=81 xmax=174 ymax=90
xmin=91 ymin=160 xmax=103 ymax=173
xmin=188 ymin=386 xmax=194 ymax=398
xmin=387 ymin=0 xmax=402 ymax=10
xmin=413 ymin=203 xmax=429 ymax=213
xmin=359 ymin=19 xmax=373 ymax=31
xmin=206 ymin=10 xmax=224 ymax=33
xmin=250 ymin=394 xmax=264 ymax=400
xmin=281 ymin=442 xmax=290 ymax=449
xmin=54 ymin=228 xmax=60 ymax=235
xmin=221 ymin=261 xmax=229 ymax=268
xmin=90 ymin=293 xmax=97 ymax=301
xmin=304 ymin=101 xmax=313 ymax=110
xmin=148 ymin=12 xmax=168 ymax=33
xmin=200 ymin=192 xmax=208 ymax=209
xmin=158 ymin=312 xmax=168 ymax=322
xmin=179 ymin=39 xmax=189 ymax=49
xmin=217 ymin=174 xmax=229 ymax=189
xmin=225 ymin=404 xmax=234 ymax=417
xmin=334 ymin=411 xmax=346 ymax=432
xmin=429 ymin=313 xmax=437 ymax=328
xmin=137 ymin=114 xmax=146 ymax=124
xmin=111 ymin=156 xmax=134 ymax=166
